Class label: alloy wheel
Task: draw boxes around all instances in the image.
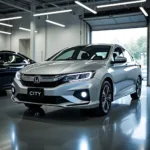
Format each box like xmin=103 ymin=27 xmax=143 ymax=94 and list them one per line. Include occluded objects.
xmin=136 ymin=77 xmax=142 ymax=97
xmin=101 ymin=84 xmax=112 ymax=113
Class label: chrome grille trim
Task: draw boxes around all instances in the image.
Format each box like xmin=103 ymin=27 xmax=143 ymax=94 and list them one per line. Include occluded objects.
xmin=21 ymin=74 xmax=64 ymax=82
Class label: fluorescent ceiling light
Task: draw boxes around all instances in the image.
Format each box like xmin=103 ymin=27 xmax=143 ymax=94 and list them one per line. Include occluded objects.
xmin=0 ymin=16 xmax=22 ymax=21
xmin=97 ymin=0 xmax=146 ymax=8
xmin=0 ymin=31 xmax=11 ymax=35
xmin=34 ymin=9 xmax=72 ymax=17
xmin=0 ymin=22 xmax=13 ymax=27
xmin=140 ymin=7 xmax=148 ymax=17
xmin=75 ymin=1 xmax=97 ymax=14
xmin=19 ymin=27 xmax=37 ymax=33
xmin=46 ymin=20 xmax=65 ymax=27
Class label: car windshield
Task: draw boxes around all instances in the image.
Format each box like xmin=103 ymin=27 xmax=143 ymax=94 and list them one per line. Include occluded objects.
xmin=47 ymin=45 xmax=111 ymax=61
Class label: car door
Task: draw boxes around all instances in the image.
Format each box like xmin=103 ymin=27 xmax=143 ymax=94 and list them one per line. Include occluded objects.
xmin=4 ymin=52 xmax=28 ymax=84
xmin=123 ymin=49 xmax=138 ymax=90
xmin=110 ymin=46 xmax=128 ymax=98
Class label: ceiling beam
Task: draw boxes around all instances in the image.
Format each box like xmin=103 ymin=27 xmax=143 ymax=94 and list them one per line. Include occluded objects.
xmin=4 ymin=0 xmax=145 ymax=16
xmin=2 ymin=0 xmax=111 ymax=16
xmin=24 ymin=0 xmax=41 ymax=5
xmin=24 ymin=0 xmax=48 ymax=9
xmin=0 ymin=0 xmax=33 ymax=13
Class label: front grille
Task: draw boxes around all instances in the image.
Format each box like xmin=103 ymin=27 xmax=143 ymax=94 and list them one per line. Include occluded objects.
xmin=21 ymin=80 xmax=63 ymax=88
xmin=16 ymin=94 xmax=68 ymax=104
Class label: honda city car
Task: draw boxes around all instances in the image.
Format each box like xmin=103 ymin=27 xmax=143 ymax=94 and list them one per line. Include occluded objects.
xmin=11 ymin=44 xmax=142 ymax=115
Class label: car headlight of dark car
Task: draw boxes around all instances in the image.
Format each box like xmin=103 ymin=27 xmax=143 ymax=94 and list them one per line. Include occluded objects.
xmin=15 ymin=71 xmax=21 ymax=80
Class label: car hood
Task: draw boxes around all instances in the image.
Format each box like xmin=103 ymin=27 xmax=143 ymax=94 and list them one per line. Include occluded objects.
xmin=21 ymin=60 xmax=106 ymax=75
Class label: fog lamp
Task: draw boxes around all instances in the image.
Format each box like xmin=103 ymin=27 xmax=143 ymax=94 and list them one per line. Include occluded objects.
xmin=81 ymin=92 xmax=87 ymax=98
xmin=73 ymin=90 xmax=90 ymax=101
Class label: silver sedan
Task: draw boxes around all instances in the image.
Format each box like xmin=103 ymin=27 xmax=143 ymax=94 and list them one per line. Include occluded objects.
xmin=11 ymin=44 xmax=142 ymax=115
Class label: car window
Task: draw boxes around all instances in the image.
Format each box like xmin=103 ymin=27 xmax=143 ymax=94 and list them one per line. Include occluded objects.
xmin=51 ymin=46 xmax=111 ymax=61
xmin=54 ymin=50 xmax=75 ymax=60
xmin=5 ymin=53 xmax=25 ymax=64
xmin=0 ymin=53 xmax=4 ymax=63
xmin=112 ymin=47 xmax=124 ymax=61
xmin=96 ymin=52 xmax=107 ymax=58
xmin=77 ymin=51 xmax=87 ymax=59
xmin=123 ymin=50 xmax=133 ymax=63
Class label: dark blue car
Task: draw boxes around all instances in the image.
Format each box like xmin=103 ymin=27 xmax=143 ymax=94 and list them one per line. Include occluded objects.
xmin=0 ymin=50 xmax=35 ymax=92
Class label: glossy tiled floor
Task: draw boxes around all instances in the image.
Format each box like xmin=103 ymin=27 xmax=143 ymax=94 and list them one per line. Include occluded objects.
xmin=0 ymin=81 xmax=149 ymax=150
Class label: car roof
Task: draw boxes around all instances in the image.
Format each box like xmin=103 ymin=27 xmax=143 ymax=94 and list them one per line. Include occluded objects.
xmin=75 ymin=44 xmax=116 ymax=47
xmin=89 ymin=44 xmax=114 ymax=46
xmin=0 ymin=50 xmax=35 ymax=62
xmin=0 ymin=50 xmax=16 ymax=53
xmin=87 ymin=44 xmax=124 ymax=49
xmin=0 ymin=50 xmax=26 ymax=56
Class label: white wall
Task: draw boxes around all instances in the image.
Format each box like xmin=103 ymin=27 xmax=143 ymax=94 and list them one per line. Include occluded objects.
xmin=0 ymin=33 xmax=10 ymax=50
xmin=5 ymin=12 xmax=90 ymax=62
xmin=46 ymin=13 xmax=81 ymax=57
xmin=19 ymin=39 xmax=30 ymax=57
xmin=10 ymin=15 xmax=30 ymax=52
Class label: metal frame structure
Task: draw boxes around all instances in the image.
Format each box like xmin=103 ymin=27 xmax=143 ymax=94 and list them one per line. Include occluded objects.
xmin=0 ymin=0 xmax=148 ymax=15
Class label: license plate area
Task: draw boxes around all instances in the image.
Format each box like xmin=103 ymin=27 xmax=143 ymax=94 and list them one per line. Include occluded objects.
xmin=28 ymin=88 xmax=44 ymax=99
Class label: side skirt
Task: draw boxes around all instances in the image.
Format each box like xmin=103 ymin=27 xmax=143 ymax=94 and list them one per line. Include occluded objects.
xmin=114 ymin=85 xmax=136 ymax=101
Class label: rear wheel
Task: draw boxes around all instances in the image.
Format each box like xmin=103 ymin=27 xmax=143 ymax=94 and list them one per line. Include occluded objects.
xmin=131 ymin=77 xmax=142 ymax=100
xmin=24 ymin=103 xmax=42 ymax=109
xmin=99 ymin=81 xmax=113 ymax=116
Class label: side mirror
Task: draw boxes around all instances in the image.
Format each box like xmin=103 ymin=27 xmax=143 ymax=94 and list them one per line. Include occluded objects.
xmin=112 ymin=56 xmax=127 ymax=64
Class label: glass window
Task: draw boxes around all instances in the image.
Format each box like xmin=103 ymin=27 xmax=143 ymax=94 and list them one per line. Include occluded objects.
xmin=0 ymin=54 xmax=4 ymax=68
xmin=0 ymin=53 xmax=4 ymax=63
xmin=5 ymin=53 xmax=25 ymax=64
xmin=77 ymin=51 xmax=87 ymax=59
xmin=112 ymin=47 xmax=124 ymax=61
xmin=123 ymin=50 xmax=133 ymax=62
xmin=50 ymin=45 xmax=111 ymax=61
xmin=54 ymin=50 xmax=75 ymax=60
xmin=96 ymin=52 xmax=107 ymax=58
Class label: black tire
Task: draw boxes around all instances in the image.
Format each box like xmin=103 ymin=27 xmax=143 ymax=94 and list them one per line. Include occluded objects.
xmin=24 ymin=103 xmax=42 ymax=109
xmin=99 ymin=81 xmax=113 ymax=116
xmin=131 ymin=77 xmax=142 ymax=100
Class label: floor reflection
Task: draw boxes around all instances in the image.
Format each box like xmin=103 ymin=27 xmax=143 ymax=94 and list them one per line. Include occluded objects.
xmin=9 ymin=99 xmax=143 ymax=150
xmin=0 ymin=84 xmax=147 ymax=150
xmin=23 ymin=108 xmax=45 ymax=117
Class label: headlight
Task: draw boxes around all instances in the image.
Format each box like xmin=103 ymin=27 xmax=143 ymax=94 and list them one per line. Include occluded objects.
xmin=15 ymin=72 xmax=21 ymax=80
xmin=63 ymin=72 xmax=95 ymax=82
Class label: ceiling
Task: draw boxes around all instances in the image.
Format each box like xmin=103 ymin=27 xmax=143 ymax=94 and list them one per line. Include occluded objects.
xmin=0 ymin=0 xmax=107 ymax=15
xmin=84 ymin=6 xmax=148 ymax=30
xmin=0 ymin=0 xmax=149 ymax=15
xmin=0 ymin=0 xmax=148 ymax=30
xmin=85 ymin=12 xmax=147 ymax=30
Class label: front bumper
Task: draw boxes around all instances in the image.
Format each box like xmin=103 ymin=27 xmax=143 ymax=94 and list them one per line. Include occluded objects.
xmin=11 ymin=78 xmax=100 ymax=109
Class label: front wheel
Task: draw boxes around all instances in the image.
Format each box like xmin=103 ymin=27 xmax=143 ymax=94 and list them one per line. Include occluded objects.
xmin=24 ymin=103 xmax=42 ymax=109
xmin=131 ymin=77 xmax=142 ymax=100
xmin=99 ymin=81 xmax=113 ymax=116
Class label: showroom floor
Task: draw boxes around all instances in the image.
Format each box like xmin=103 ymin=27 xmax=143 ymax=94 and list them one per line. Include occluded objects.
xmin=0 ymin=81 xmax=149 ymax=150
